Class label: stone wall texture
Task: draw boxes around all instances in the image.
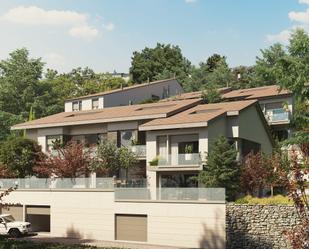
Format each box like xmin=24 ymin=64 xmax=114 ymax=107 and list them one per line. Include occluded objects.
xmin=226 ymin=204 xmax=301 ymax=249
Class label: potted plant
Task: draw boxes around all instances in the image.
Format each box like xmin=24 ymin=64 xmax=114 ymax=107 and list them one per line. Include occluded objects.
xmin=185 ymin=144 xmax=193 ymax=161
xmin=149 ymin=157 xmax=159 ymax=166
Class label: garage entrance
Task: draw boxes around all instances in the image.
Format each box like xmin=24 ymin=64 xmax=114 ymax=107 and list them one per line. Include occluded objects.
xmin=115 ymin=214 xmax=147 ymax=242
xmin=0 ymin=205 xmax=23 ymax=221
xmin=26 ymin=206 xmax=50 ymax=232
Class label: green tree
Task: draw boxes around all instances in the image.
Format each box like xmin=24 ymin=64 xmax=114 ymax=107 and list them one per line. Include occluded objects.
xmin=231 ymin=66 xmax=256 ymax=89
xmin=197 ymin=136 xmax=240 ymax=200
xmin=188 ymin=55 xmax=233 ymax=91
xmin=0 ymin=137 xmax=43 ymax=177
xmin=92 ymin=141 xmax=138 ymax=178
xmin=0 ymin=48 xmax=44 ymax=118
xmin=254 ymin=29 xmax=309 ymax=131
xmin=130 ymin=43 xmax=192 ymax=86
xmin=0 ymin=111 xmax=23 ymax=142
xmin=206 ymin=54 xmax=227 ymax=72
xmin=254 ymin=43 xmax=286 ymax=86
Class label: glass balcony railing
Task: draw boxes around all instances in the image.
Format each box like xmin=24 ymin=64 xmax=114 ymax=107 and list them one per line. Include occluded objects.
xmin=155 ymin=153 xmax=201 ymax=167
xmin=266 ymin=108 xmax=290 ymax=123
xmin=115 ymin=188 xmax=225 ymax=202
xmin=130 ymin=145 xmax=146 ymax=158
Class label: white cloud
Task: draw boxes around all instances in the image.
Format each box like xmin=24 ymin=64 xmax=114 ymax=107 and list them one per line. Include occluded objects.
xmin=185 ymin=0 xmax=197 ymax=3
xmin=299 ymin=0 xmax=309 ymax=5
xmin=103 ymin=22 xmax=115 ymax=31
xmin=69 ymin=25 xmax=99 ymax=40
xmin=1 ymin=6 xmax=100 ymax=40
xmin=266 ymin=30 xmax=291 ymax=43
xmin=289 ymin=9 xmax=309 ymax=23
xmin=266 ymin=1 xmax=309 ymax=43
xmin=2 ymin=6 xmax=86 ymax=26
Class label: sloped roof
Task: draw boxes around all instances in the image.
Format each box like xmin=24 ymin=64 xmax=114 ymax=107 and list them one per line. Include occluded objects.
xmin=160 ymin=87 xmax=231 ymax=102
xmin=12 ymin=99 xmax=201 ymax=130
xmin=66 ymin=78 xmax=180 ymax=101
xmin=222 ymin=85 xmax=292 ymax=100
xmin=139 ymin=100 xmax=257 ymax=130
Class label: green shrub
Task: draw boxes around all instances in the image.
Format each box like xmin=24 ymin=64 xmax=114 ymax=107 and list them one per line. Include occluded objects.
xmin=234 ymin=195 xmax=293 ymax=205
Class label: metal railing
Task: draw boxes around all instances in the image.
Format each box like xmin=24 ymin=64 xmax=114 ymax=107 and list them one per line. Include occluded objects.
xmin=157 ymin=153 xmax=201 ymax=167
xmin=115 ymin=188 xmax=225 ymax=202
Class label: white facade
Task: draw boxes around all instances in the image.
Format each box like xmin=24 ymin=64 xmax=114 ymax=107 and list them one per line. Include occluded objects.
xmin=2 ymin=190 xmax=226 ymax=248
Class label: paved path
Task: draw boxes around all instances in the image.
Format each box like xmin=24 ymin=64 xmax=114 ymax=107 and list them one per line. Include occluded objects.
xmin=18 ymin=233 xmax=185 ymax=249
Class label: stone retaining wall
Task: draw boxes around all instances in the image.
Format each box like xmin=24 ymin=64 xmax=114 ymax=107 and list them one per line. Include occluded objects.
xmin=226 ymin=204 xmax=301 ymax=249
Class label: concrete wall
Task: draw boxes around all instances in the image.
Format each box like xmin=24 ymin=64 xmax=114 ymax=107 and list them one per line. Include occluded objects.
xmin=2 ymin=190 xmax=226 ymax=249
xmin=226 ymin=204 xmax=300 ymax=249
xmin=238 ymin=105 xmax=273 ymax=154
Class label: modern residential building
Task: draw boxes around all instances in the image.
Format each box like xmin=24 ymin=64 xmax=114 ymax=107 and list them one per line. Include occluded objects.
xmin=166 ymin=85 xmax=294 ymax=141
xmin=12 ymin=98 xmax=274 ymax=188
xmin=64 ymin=78 xmax=183 ymax=112
xmin=221 ymin=85 xmax=294 ymax=141
xmin=6 ymin=82 xmax=281 ymax=247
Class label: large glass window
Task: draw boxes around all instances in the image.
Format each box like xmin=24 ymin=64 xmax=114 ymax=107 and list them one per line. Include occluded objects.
xmin=160 ymin=173 xmax=198 ymax=187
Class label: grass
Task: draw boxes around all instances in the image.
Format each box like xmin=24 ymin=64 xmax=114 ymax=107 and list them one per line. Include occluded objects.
xmin=234 ymin=195 xmax=294 ymax=205
xmin=0 ymin=239 xmax=121 ymax=249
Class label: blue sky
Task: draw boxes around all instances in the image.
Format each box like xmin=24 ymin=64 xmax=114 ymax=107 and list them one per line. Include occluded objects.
xmin=0 ymin=0 xmax=308 ymax=73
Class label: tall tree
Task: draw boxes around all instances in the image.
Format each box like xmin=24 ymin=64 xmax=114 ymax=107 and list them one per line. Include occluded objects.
xmin=0 ymin=48 xmax=44 ymax=118
xmin=188 ymin=55 xmax=233 ymax=91
xmin=130 ymin=43 xmax=192 ymax=86
xmin=197 ymin=136 xmax=240 ymax=200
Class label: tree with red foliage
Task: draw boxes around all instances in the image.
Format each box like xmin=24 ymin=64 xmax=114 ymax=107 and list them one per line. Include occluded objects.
xmin=34 ymin=141 xmax=92 ymax=178
xmin=279 ymin=151 xmax=309 ymax=249
xmin=240 ymin=152 xmax=274 ymax=197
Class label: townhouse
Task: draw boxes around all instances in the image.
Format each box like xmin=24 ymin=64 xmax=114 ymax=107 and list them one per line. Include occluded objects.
xmin=4 ymin=80 xmax=292 ymax=247
xmin=170 ymin=85 xmax=294 ymax=141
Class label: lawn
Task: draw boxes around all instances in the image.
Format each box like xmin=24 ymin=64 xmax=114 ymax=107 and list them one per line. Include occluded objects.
xmin=0 ymin=239 xmax=121 ymax=249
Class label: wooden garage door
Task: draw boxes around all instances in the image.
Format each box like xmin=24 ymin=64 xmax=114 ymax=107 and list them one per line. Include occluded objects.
xmin=1 ymin=205 xmax=23 ymax=221
xmin=115 ymin=214 xmax=147 ymax=242
xmin=26 ymin=206 xmax=50 ymax=232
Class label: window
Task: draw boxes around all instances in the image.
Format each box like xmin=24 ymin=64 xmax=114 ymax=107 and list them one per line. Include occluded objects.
xmin=157 ymin=136 xmax=167 ymax=157
xmin=92 ymin=98 xmax=99 ymax=110
xmin=46 ymin=135 xmax=62 ymax=152
xmin=72 ymin=101 xmax=82 ymax=111
xmin=120 ymin=130 xmax=136 ymax=147
xmin=178 ymin=141 xmax=199 ymax=154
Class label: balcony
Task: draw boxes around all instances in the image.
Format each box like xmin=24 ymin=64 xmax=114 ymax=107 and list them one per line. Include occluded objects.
xmin=150 ymin=153 xmax=201 ymax=169
xmin=115 ymin=187 xmax=225 ymax=202
xmin=266 ymin=108 xmax=290 ymax=124
xmin=130 ymin=145 xmax=146 ymax=159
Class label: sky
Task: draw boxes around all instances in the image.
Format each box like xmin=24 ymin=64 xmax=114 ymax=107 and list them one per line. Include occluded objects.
xmin=0 ymin=0 xmax=308 ymax=73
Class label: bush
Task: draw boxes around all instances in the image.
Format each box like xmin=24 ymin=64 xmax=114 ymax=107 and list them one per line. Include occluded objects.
xmin=0 ymin=137 xmax=43 ymax=177
xmin=234 ymin=195 xmax=293 ymax=205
